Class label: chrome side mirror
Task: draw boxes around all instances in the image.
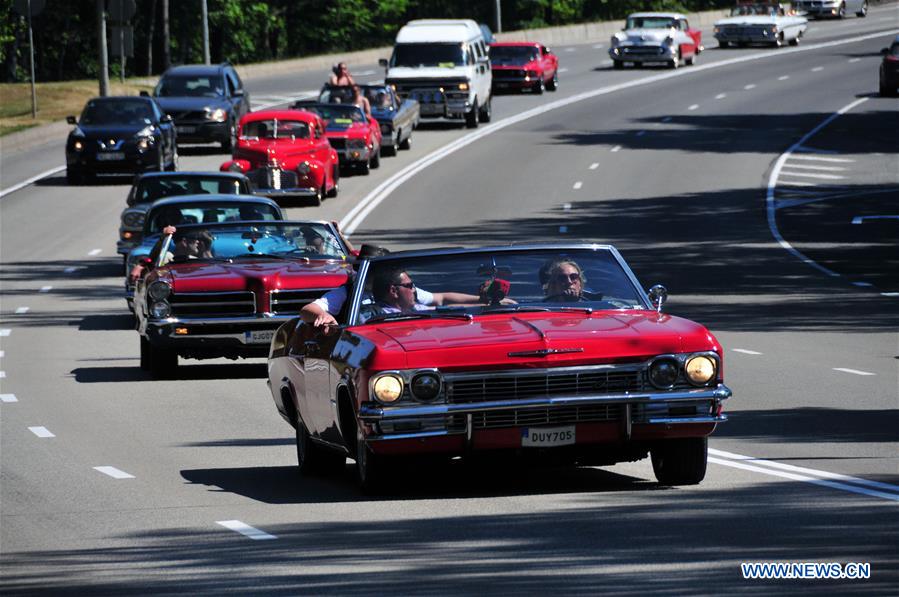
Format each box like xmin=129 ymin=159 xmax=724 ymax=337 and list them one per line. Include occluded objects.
xmin=647 ymin=284 xmax=668 ymax=313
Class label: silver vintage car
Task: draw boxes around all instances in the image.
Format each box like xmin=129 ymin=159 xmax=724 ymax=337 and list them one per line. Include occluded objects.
xmin=714 ymin=3 xmax=808 ymax=48
xmin=609 ymin=13 xmax=703 ymax=69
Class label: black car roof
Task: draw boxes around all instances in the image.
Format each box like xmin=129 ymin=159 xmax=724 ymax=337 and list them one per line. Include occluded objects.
xmin=162 ymin=64 xmax=226 ymax=76
xmin=86 ymin=96 xmax=155 ymax=104
xmin=135 ymin=171 xmax=248 ymax=182
xmin=149 ymin=194 xmax=280 ymax=208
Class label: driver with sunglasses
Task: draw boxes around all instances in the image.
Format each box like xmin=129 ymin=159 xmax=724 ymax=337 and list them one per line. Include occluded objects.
xmin=541 ymin=258 xmax=587 ymax=302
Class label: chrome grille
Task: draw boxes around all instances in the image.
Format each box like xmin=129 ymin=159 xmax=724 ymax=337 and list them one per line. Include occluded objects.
xmin=622 ymin=46 xmax=664 ymax=56
xmin=447 ymin=368 xmax=642 ymax=403
xmin=172 ymin=111 xmax=207 ymax=122
xmin=170 ymin=291 xmax=256 ymax=317
xmin=448 ymin=403 xmax=624 ymax=431
xmin=270 ymin=288 xmax=334 ymax=315
xmin=493 ymin=69 xmax=527 ymax=80
xmin=247 ymin=167 xmax=300 ymax=191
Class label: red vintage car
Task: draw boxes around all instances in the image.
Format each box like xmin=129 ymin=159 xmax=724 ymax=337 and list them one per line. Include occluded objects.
xmin=220 ymin=110 xmax=339 ymax=206
xmin=490 ymin=42 xmax=559 ymax=93
xmin=135 ymin=220 xmax=353 ymax=378
xmin=267 ymin=244 xmax=732 ymax=493
xmin=292 ymin=101 xmax=382 ymax=175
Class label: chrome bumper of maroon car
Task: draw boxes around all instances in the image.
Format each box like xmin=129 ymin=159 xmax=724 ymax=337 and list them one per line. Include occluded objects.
xmin=360 ymin=384 xmax=731 ymax=441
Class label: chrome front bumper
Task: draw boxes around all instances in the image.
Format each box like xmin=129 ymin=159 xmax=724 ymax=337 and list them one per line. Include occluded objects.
xmin=609 ymin=45 xmax=678 ymax=63
xmin=360 ymin=384 xmax=731 ymax=441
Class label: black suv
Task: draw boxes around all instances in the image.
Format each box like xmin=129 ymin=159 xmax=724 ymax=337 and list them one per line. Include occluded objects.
xmin=153 ymin=63 xmax=250 ymax=151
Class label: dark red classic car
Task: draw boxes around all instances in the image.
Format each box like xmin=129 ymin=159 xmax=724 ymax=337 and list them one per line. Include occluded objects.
xmin=267 ymin=245 xmax=732 ymax=493
xmin=292 ymin=101 xmax=383 ymax=174
xmin=220 ymin=110 xmax=340 ymax=206
xmin=135 ymin=221 xmax=352 ymax=378
xmin=489 ymin=42 xmax=559 ymax=93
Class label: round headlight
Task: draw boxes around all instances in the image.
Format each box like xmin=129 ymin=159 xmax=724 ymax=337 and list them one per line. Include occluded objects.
xmin=148 ymin=281 xmax=172 ymax=301
xmin=122 ymin=212 xmax=145 ymax=228
xmin=137 ymin=137 xmax=151 ymax=150
xmin=373 ymin=374 xmax=403 ymax=404
xmin=150 ymin=301 xmax=171 ymax=318
xmin=208 ymin=108 xmax=227 ymax=122
xmin=649 ymin=357 xmax=680 ymax=389
xmin=73 ymin=140 xmax=84 ymax=151
xmin=685 ymin=355 xmax=717 ymax=385
xmin=410 ymin=372 xmax=441 ymax=402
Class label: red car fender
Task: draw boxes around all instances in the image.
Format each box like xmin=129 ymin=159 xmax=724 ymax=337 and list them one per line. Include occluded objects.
xmin=287 ymin=158 xmax=327 ymax=188
xmin=220 ymin=158 xmax=250 ymax=174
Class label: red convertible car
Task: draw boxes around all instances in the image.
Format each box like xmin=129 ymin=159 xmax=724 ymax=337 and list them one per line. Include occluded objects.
xmin=267 ymin=244 xmax=732 ymax=492
xmin=490 ymin=42 xmax=559 ymax=93
xmin=292 ymin=102 xmax=382 ymax=175
xmin=135 ymin=220 xmax=352 ymax=378
xmin=220 ymin=110 xmax=339 ymax=206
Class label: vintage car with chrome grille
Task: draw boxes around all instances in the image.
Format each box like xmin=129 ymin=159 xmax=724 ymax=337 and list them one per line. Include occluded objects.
xmin=124 ymin=195 xmax=284 ymax=311
xmin=290 ymin=101 xmax=382 ymax=174
xmin=793 ymin=0 xmax=867 ymax=19
xmin=267 ymin=244 xmax=732 ymax=492
xmin=220 ymin=110 xmax=339 ymax=206
xmin=714 ymin=3 xmax=808 ymax=48
xmin=135 ymin=221 xmax=353 ymax=378
xmin=318 ymin=84 xmax=420 ymax=156
xmin=490 ymin=42 xmax=559 ymax=93
xmin=118 ymin=171 xmax=253 ymax=260
xmin=609 ymin=13 xmax=702 ymax=69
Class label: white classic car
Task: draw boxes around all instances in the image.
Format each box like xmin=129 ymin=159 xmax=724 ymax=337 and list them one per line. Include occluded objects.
xmin=609 ymin=12 xmax=703 ymax=69
xmin=714 ymin=3 xmax=808 ymax=48
xmin=793 ymin=0 xmax=868 ymax=19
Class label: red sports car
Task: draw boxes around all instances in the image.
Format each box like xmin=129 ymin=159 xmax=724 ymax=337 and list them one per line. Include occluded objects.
xmin=220 ymin=110 xmax=339 ymax=206
xmin=490 ymin=42 xmax=559 ymax=93
xmin=293 ymin=102 xmax=382 ymax=175
xmin=267 ymin=244 xmax=732 ymax=493
xmin=135 ymin=220 xmax=353 ymax=378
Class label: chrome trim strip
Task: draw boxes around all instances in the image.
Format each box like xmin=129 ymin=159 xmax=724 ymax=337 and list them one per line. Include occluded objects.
xmin=646 ymin=415 xmax=728 ymax=425
xmin=147 ymin=314 xmax=297 ymax=326
xmin=359 ymin=384 xmax=732 ymax=421
xmin=367 ymin=429 xmax=455 ymax=442
xmin=444 ymin=361 xmax=639 ymax=381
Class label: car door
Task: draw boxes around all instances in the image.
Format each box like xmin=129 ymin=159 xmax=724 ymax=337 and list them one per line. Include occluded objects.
xmin=682 ymin=19 xmax=702 ymax=51
xmin=299 ymin=323 xmax=342 ymax=438
xmin=541 ymin=45 xmax=557 ymax=80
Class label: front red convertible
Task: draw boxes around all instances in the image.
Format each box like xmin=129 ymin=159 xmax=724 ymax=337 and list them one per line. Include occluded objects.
xmin=268 ymin=245 xmax=732 ymax=492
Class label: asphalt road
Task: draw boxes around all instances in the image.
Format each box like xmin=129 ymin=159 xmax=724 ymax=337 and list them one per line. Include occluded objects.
xmin=1 ymin=8 xmax=898 ymax=594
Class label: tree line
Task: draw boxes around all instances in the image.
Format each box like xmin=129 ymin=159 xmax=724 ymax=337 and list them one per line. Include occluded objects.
xmin=1 ymin=0 xmax=729 ymax=83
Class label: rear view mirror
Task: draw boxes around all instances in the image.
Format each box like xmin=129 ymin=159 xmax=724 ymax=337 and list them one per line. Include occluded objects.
xmin=66 ymin=115 xmax=77 ymax=124
xmin=647 ymin=285 xmax=668 ymax=313
xmin=379 ymin=58 xmax=389 ymax=68
xmin=161 ymin=114 xmax=173 ymax=123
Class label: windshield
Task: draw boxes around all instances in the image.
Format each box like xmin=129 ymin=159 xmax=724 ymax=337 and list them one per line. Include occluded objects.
xmin=240 ymin=119 xmax=310 ymax=140
xmin=135 ymin=176 xmax=246 ymax=204
xmin=155 ymin=74 xmax=224 ymax=98
xmin=80 ymin=99 xmax=153 ymax=126
xmin=353 ymin=248 xmax=647 ymax=325
xmin=362 ymin=87 xmax=394 ymax=109
xmin=391 ymin=43 xmax=468 ymax=68
xmin=145 ymin=202 xmax=280 ymax=233
xmin=156 ymin=222 xmax=347 ymax=264
xmin=730 ymin=5 xmax=779 ymax=16
xmin=625 ymin=17 xmax=676 ymax=29
xmin=300 ymin=105 xmax=366 ymax=130
xmin=489 ymin=46 xmax=538 ymax=65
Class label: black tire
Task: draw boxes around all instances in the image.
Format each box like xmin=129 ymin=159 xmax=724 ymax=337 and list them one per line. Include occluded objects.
xmin=534 ymin=78 xmax=545 ymax=95
xmin=296 ymin=419 xmax=346 ymax=476
xmin=685 ymin=52 xmax=695 ymax=66
xmin=465 ymin=99 xmax=479 ymax=129
xmin=399 ymin=132 xmax=412 ymax=150
xmin=838 ymin=2 xmax=846 ymax=18
xmin=612 ymin=60 xmax=624 ymax=70
xmin=147 ymin=341 xmax=177 ymax=379
xmin=311 ymin=185 xmax=323 ymax=206
xmin=547 ymin=70 xmax=558 ymax=91
xmin=668 ymin=52 xmax=680 ymax=69
xmin=326 ymin=166 xmax=339 ymax=198
xmin=359 ymin=158 xmax=370 ymax=175
xmin=382 ymin=134 xmax=398 ymax=156
xmin=789 ymin=34 xmax=800 ymax=47
xmin=857 ymin=0 xmax=867 ymax=16
xmin=166 ymin=146 xmax=179 ymax=171
xmin=66 ymin=167 xmax=83 ymax=185
xmin=633 ymin=61 xmax=643 ymax=68
xmin=651 ymin=437 xmax=708 ymax=485
xmin=370 ymin=147 xmax=380 ymax=169
xmin=221 ymin=120 xmax=236 ymax=152
xmin=478 ymin=97 xmax=492 ymax=123
xmin=139 ymin=336 xmax=151 ymax=371
xmin=774 ymin=33 xmax=784 ymax=48
xmin=718 ymin=41 xmax=729 ymax=49
xmin=355 ymin=423 xmax=386 ymax=494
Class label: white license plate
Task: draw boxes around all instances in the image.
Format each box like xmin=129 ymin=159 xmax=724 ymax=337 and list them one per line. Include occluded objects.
xmin=177 ymin=126 xmax=196 ymax=134
xmin=521 ymin=425 xmax=575 ymax=447
xmin=96 ymin=152 xmax=125 ymax=161
xmin=244 ymin=330 xmax=274 ymax=344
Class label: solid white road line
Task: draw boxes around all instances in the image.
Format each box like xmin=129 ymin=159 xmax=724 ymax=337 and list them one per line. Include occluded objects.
xmin=1 ymin=394 xmax=17 ymax=403
xmin=833 ymin=367 xmax=876 ymax=376
xmin=812 ymin=66 xmax=824 ymax=72
xmin=782 ymin=163 xmax=846 ymax=171
xmin=688 ymin=104 xmax=699 ymax=110
xmin=28 ymin=426 xmax=55 ymax=438
xmin=610 ymin=145 xmax=622 ymax=152
xmin=852 ymin=215 xmax=899 ymax=224
xmin=779 ymin=171 xmax=846 ymax=180
xmin=573 ymin=181 xmax=583 ymax=190
xmin=778 ymin=75 xmax=790 ymax=80
xmin=216 ymin=520 xmax=277 ymax=540
xmin=715 ymin=93 xmax=726 ymax=99
xmin=709 ymin=448 xmax=899 ymax=502
xmin=93 ymin=466 xmax=135 ymax=479
xmin=340 ymin=30 xmax=899 ymax=234
xmin=39 ymin=286 xmax=52 ymax=292
xmin=788 ymin=154 xmax=854 ymax=163
xmin=15 ymin=307 xmax=29 ymax=314
xmin=0 ymin=166 xmax=66 ymax=199
xmin=589 ymin=162 xmax=599 ymax=170
xmin=732 ymin=348 xmax=762 ymax=355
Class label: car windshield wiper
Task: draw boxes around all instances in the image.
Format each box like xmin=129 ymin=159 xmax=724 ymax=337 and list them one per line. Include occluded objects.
xmin=365 ymin=311 xmax=473 ymax=324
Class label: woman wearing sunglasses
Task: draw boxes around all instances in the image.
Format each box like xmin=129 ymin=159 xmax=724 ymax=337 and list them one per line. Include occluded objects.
xmin=542 ymin=258 xmax=587 ymax=302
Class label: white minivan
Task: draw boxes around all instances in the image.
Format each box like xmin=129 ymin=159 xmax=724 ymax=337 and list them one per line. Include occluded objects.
xmin=381 ymin=19 xmax=492 ymax=128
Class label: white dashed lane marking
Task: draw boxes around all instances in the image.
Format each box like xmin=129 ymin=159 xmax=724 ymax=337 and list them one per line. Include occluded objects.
xmin=732 ymin=348 xmax=763 ymax=355
xmin=715 ymin=93 xmax=726 ymax=99
xmin=15 ymin=307 xmax=29 ymax=314
xmin=573 ymin=181 xmax=583 ymax=190
xmin=589 ymin=162 xmax=599 ymax=170
xmin=778 ymin=75 xmax=790 ymax=80
xmin=610 ymin=145 xmax=622 ymax=152
xmin=29 ymin=427 xmax=55 ymax=438
xmin=0 ymin=329 xmax=10 ymax=337
xmin=564 ymin=47 xmax=576 ymax=52
xmin=0 ymin=350 xmax=4 ymax=358
xmin=812 ymin=66 xmax=824 ymax=72
xmin=216 ymin=520 xmax=277 ymax=540
xmin=94 ymin=466 xmax=135 ymax=479
xmin=833 ymin=368 xmax=876 ymax=376
xmin=744 ymin=84 xmax=756 ymax=90
xmin=849 ymin=58 xmax=861 ymax=63
xmin=39 ymin=286 xmax=52 ymax=293
xmin=688 ymin=104 xmax=699 ymax=110
xmin=88 ymin=249 xmax=101 ymax=256
xmin=1 ymin=394 xmax=17 ymax=403
xmin=593 ymin=44 xmax=604 ymax=49
xmin=0 ymin=372 xmax=6 ymax=379
xmin=558 ymin=68 xmax=569 ymax=73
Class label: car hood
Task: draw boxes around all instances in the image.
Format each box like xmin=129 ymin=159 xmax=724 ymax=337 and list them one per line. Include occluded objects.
xmin=165 ymin=259 xmax=349 ymax=293
xmin=154 ymin=96 xmax=229 ymax=113
xmin=74 ymin=123 xmax=149 ymax=138
xmin=360 ymin=311 xmax=718 ymax=370
xmin=387 ymin=66 xmax=470 ymax=80
xmin=715 ymin=16 xmax=782 ymax=25
xmin=234 ymin=141 xmax=318 ymax=166
xmin=616 ymin=29 xmax=673 ymax=43
xmin=492 ymin=61 xmax=540 ymax=70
